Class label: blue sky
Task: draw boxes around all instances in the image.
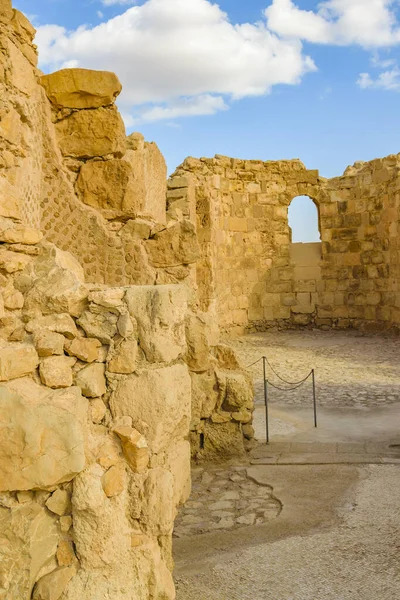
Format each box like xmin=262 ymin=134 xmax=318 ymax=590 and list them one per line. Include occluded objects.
xmin=13 ymin=0 xmax=400 ymax=239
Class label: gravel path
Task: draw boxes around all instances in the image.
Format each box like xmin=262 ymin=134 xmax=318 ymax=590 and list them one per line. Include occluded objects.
xmin=175 ymin=465 xmax=400 ymax=600
xmin=225 ymin=329 xmax=400 ymax=408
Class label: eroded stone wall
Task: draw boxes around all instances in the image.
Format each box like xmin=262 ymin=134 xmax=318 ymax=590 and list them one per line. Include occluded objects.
xmin=0 ymin=3 xmax=255 ymax=599
xmin=170 ymin=155 xmax=400 ymax=333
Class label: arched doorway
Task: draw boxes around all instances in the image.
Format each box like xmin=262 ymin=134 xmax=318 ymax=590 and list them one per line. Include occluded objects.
xmin=288 ymin=196 xmax=320 ymax=243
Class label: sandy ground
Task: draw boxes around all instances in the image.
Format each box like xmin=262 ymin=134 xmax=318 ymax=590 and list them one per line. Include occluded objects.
xmin=174 ymin=330 xmax=400 ymax=600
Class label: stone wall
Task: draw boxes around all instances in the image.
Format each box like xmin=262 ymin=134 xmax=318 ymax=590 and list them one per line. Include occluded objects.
xmin=170 ymin=155 xmax=400 ymax=333
xmin=0 ymin=3 xmax=255 ymax=599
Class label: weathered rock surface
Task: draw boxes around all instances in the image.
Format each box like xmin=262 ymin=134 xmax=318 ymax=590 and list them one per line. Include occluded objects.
xmin=76 ymin=159 xmax=138 ymax=217
xmin=0 ymin=343 xmax=39 ymax=381
xmin=0 ymin=380 xmax=87 ymax=491
xmin=39 ymin=356 xmax=76 ymax=388
xmin=75 ymin=362 xmax=106 ymax=397
xmin=55 ymin=106 xmax=126 ymax=158
xmin=110 ymin=364 xmax=191 ymax=453
xmin=125 ymin=285 xmax=187 ymax=363
xmin=0 ymin=503 xmax=58 ymax=599
xmin=40 ymin=68 xmax=122 ymax=109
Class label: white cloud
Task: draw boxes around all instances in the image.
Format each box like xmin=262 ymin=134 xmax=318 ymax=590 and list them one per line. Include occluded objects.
xmin=266 ymin=0 xmax=400 ymax=48
xmin=357 ymin=66 xmax=400 ymax=90
xmin=101 ymin=0 xmax=137 ymax=5
xmin=34 ymin=0 xmax=316 ymax=123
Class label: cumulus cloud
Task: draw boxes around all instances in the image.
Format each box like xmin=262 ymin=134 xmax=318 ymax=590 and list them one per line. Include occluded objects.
xmin=266 ymin=0 xmax=400 ymax=48
xmin=34 ymin=0 xmax=316 ymax=124
xmin=357 ymin=66 xmax=400 ymax=90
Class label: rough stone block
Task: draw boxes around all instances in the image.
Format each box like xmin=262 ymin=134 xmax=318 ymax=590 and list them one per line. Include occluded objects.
xmin=0 ymin=379 xmax=87 ymax=491
xmin=0 ymin=343 xmax=39 ymax=381
xmin=125 ymin=285 xmax=187 ymax=363
xmin=40 ymin=68 xmax=122 ymax=109
xmin=110 ymin=364 xmax=191 ymax=453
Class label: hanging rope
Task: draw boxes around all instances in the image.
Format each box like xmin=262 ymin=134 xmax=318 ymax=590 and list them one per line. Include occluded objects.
xmin=265 ymin=357 xmax=312 ymax=386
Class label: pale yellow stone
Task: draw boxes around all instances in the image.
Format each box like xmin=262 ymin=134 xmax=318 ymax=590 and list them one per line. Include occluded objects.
xmin=39 ymin=356 xmax=76 ymax=389
xmin=0 ymin=248 xmax=32 ymax=272
xmin=101 ymin=464 xmax=126 ymax=497
xmin=75 ymin=362 xmax=106 ymax=397
xmin=33 ymin=330 xmax=65 ymax=357
xmin=110 ymin=364 xmax=191 ymax=454
xmin=0 ymin=380 xmax=87 ymax=491
xmin=59 ymin=516 xmax=72 ymax=533
xmin=56 ymin=539 xmax=76 ymax=567
xmin=76 ymin=159 xmax=139 ymax=216
xmin=65 ymin=337 xmax=101 ymax=362
xmin=40 ymin=68 xmax=122 ymax=109
xmin=0 ymin=225 xmax=43 ymax=244
xmin=45 ymin=489 xmax=72 ymax=516
xmin=108 ymin=339 xmax=138 ymax=374
xmin=90 ymin=398 xmax=106 ymax=424
xmin=145 ymin=220 xmax=200 ymax=268
xmin=125 ymin=285 xmax=187 ymax=363
xmin=0 ymin=343 xmax=39 ymax=381
xmin=26 ymin=314 xmax=78 ymax=339
xmin=55 ymin=106 xmax=126 ymax=158
xmin=113 ymin=425 xmax=150 ymax=473
xmin=32 ymin=565 xmax=78 ymax=600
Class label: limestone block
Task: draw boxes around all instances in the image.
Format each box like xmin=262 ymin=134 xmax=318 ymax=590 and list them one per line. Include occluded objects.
xmin=65 ymin=337 xmax=101 ymax=362
xmin=120 ymin=219 xmax=152 ymax=240
xmin=219 ymin=371 xmax=253 ymax=412
xmin=0 ymin=0 xmax=13 ymax=20
xmin=190 ymin=370 xmax=219 ymax=421
xmin=32 ymin=565 xmax=78 ymax=600
xmin=75 ymin=362 xmax=106 ymax=397
xmin=90 ymin=398 xmax=106 ymax=424
xmin=88 ymin=287 xmax=125 ymax=308
xmin=113 ymin=425 xmax=150 ymax=473
xmin=101 ymin=464 xmax=126 ymax=497
xmin=212 ymin=344 xmax=241 ymax=370
xmin=125 ymin=285 xmax=187 ymax=363
xmin=0 ymin=343 xmax=39 ymax=381
xmin=26 ymin=314 xmax=78 ymax=339
xmin=0 ymin=503 xmax=58 ymax=599
xmin=164 ymin=440 xmax=191 ymax=506
xmin=185 ymin=313 xmax=211 ymax=372
xmin=3 ymin=285 xmax=24 ymax=309
xmin=0 ymin=248 xmax=32 ymax=272
xmin=76 ymin=159 xmax=139 ymax=217
xmin=10 ymin=9 xmax=36 ymax=43
xmin=117 ymin=312 xmax=135 ymax=338
xmin=55 ymin=106 xmax=126 ymax=158
xmin=0 ymin=379 xmax=87 ymax=491
xmin=60 ymin=516 xmax=72 ymax=533
xmin=0 ymin=225 xmax=43 ymax=244
xmin=125 ymin=138 xmax=167 ymax=223
xmin=45 ymin=489 xmax=72 ymax=516
xmin=110 ymin=364 xmax=191 ymax=453
xmin=108 ymin=339 xmax=138 ymax=374
xmin=145 ymin=220 xmax=200 ymax=268
xmin=23 ymin=245 xmax=88 ymax=317
xmin=40 ymin=68 xmax=122 ymax=109
xmin=203 ymin=420 xmax=245 ymax=458
xmin=77 ymin=310 xmax=118 ymax=344
xmin=39 ymin=356 xmax=76 ymax=388
xmin=56 ymin=540 xmax=76 ymax=567
xmin=141 ymin=468 xmax=174 ymax=535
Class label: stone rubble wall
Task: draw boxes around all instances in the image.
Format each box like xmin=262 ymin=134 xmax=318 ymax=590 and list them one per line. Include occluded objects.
xmin=0 ymin=226 xmax=253 ymax=600
xmin=170 ymin=155 xmax=400 ymax=333
xmin=0 ymin=3 xmax=255 ymax=598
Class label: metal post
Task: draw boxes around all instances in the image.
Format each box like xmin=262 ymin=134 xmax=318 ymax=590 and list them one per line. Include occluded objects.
xmin=263 ymin=356 xmax=270 ymax=444
xmin=312 ymin=369 xmax=317 ymax=428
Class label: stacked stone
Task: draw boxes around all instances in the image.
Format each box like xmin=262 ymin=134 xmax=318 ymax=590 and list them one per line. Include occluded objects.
xmin=172 ymin=153 xmax=400 ymax=334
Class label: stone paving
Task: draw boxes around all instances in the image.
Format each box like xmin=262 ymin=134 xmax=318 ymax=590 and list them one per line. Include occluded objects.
xmin=175 ymin=464 xmax=400 ymax=600
xmin=174 ymin=466 xmax=281 ymax=538
xmin=226 ymin=329 xmax=400 ymax=408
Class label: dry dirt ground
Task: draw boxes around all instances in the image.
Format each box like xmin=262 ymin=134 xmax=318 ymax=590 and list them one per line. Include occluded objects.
xmin=174 ymin=330 xmax=400 ymax=600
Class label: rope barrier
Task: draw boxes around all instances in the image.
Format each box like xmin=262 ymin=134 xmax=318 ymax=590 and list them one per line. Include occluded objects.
xmin=242 ymin=355 xmax=318 ymax=443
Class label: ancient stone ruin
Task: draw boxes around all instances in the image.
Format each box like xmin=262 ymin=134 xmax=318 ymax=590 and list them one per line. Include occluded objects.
xmin=1 ymin=0 xmax=400 ymax=598
xmin=0 ymin=3 xmax=253 ymax=599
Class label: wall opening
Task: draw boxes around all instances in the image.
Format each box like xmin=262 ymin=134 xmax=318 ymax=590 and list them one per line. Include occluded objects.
xmin=288 ymin=196 xmax=320 ymax=243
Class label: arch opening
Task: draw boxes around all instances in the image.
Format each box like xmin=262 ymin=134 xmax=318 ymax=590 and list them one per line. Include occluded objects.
xmin=288 ymin=196 xmax=320 ymax=243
